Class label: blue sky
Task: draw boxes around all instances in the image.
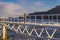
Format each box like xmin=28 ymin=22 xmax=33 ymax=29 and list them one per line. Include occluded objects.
xmin=0 ymin=0 xmax=60 ymax=15
xmin=1 ymin=0 xmax=60 ymax=11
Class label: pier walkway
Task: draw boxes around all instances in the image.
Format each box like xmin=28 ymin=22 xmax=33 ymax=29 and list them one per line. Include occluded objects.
xmin=0 ymin=14 xmax=60 ymax=40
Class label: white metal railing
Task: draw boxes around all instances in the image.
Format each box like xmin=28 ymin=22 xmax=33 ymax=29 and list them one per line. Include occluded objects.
xmin=0 ymin=21 xmax=60 ymax=40
xmin=4 ymin=24 xmax=58 ymax=39
xmin=0 ymin=14 xmax=60 ymax=23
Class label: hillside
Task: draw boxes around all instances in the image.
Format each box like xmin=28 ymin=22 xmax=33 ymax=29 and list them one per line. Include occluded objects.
xmin=29 ymin=5 xmax=60 ymax=15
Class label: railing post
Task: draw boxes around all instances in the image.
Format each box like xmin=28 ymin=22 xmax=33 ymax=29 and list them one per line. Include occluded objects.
xmin=20 ymin=16 xmax=23 ymax=22
xmin=48 ymin=15 xmax=50 ymax=23
xmin=29 ymin=15 xmax=31 ymax=22
xmin=3 ymin=24 xmax=7 ymax=40
xmin=41 ymin=15 xmax=42 ymax=23
xmin=41 ymin=15 xmax=44 ymax=23
xmin=52 ymin=15 xmax=53 ymax=23
xmin=17 ymin=17 xmax=19 ymax=22
xmin=14 ymin=17 xmax=15 ymax=22
xmin=35 ymin=15 xmax=36 ymax=23
xmin=57 ymin=15 xmax=58 ymax=23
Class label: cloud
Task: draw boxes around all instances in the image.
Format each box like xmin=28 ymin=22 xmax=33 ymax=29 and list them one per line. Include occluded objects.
xmin=0 ymin=1 xmax=44 ymax=17
xmin=0 ymin=2 xmax=29 ymax=16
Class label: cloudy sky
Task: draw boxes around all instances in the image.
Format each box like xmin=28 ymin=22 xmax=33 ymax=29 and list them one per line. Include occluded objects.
xmin=0 ymin=0 xmax=60 ymax=16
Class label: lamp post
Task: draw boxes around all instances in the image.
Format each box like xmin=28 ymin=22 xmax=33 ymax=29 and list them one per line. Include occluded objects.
xmin=24 ymin=13 xmax=27 ymax=23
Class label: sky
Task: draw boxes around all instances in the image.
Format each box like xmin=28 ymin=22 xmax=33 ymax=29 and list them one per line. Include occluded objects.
xmin=0 ymin=0 xmax=60 ymax=16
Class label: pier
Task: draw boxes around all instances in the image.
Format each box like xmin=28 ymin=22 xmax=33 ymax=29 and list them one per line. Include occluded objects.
xmin=0 ymin=14 xmax=60 ymax=40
